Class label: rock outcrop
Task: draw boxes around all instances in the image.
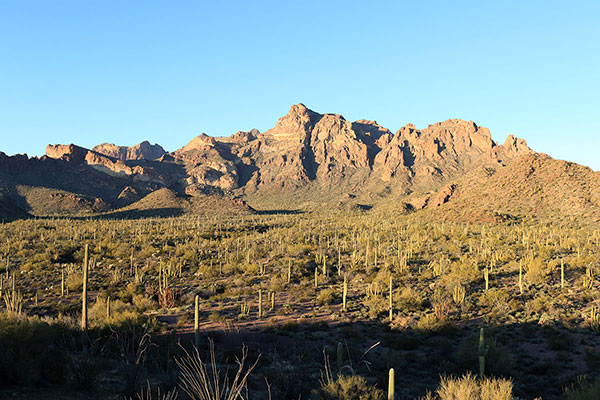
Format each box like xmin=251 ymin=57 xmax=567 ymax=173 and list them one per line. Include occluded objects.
xmin=92 ymin=141 xmax=166 ymax=161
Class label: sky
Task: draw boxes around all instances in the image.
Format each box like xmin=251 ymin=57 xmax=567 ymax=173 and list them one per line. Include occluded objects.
xmin=1 ymin=1 xmax=599 ymax=170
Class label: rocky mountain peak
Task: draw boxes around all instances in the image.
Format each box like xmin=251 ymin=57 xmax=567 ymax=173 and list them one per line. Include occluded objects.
xmin=177 ymin=134 xmax=216 ymax=153
xmin=502 ymin=134 xmax=533 ymax=156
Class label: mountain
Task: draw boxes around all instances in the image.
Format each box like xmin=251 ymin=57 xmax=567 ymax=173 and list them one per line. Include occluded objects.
xmin=0 ymin=104 xmax=596 ymax=221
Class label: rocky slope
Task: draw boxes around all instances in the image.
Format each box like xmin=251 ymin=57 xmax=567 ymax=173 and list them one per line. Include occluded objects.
xmin=423 ymin=153 xmax=600 ymax=222
xmin=0 ymin=104 xmax=593 ymax=220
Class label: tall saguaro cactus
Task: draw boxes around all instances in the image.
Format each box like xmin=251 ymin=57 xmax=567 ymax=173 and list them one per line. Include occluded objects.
xmin=194 ymin=295 xmax=200 ymax=348
xmin=81 ymin=244 xmax=89 ymax=332
xmin=561 ymin=259 xmax=565 ymax=290
xmin=388 ymin=368 xmax=395 ymax=400
xmin=518 ymin=260 xmax=523 ymax=294
xmin=258 ymin=289 xmax=263 ymax=318
xmin=479 ymin=327 xmax=487 ymax=376
xmin=388 ymin=275 xmax=393 ymax=322
xmin=342 ymin=274 xmax=348 ymax=311
xmin=337 ymin=342 xmax=344 ymax=372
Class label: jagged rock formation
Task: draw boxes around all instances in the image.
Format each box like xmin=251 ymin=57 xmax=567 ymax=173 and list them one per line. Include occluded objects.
xmin=92 ymin=141 xmax=166 ymax=161
xmin=0 ymin=103 xmax=594 ymax=220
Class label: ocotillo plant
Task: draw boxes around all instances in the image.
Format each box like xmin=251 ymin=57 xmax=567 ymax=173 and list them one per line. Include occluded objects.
xmin=287 ymin=259 xmax=291 ymax=284
xmin=81 ymin=244 xmax=89 ymax=332
xmin=106 ymin=296 xmax=111 ymax=321
xmin=194 ymin=295 xmax=200 ymax=348
xmin=388 ymin=368 xmax=394 ymax=400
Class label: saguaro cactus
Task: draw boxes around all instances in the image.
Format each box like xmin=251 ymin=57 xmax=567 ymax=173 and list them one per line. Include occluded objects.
xmin=561 ymin=259 xmax=565 ymax=290
xmin=106 ymin=296 xmax=111 ymax=321
xmin=484 ymin=266 xmax=489 ymax=291
xmin=81 ymin=244 xmax=89 ymax=332
xmin=518 ymin=260 xmax=523 ymax=294
xmin=388 ymin=368 xmax=395 ymax=400
xmin=194 ymin=295 xmax=200 ymax=348
xmin=258 ymin=289 xmax=263 ymax=318
xmin=479 ymin=327 xmax=488 ymax=376
xmin=337 ymin=342 xmax=344 ymax=371
xmin=388 ymin=275 xmax=393 ymax=321
xmin=342 ymin=274 xmax=348 ymax=311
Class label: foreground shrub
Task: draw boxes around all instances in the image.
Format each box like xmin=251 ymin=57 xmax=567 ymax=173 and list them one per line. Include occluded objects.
xmin=175 ymin=340 xmax=259 ymax=400
xmin=312 ymin=374 xmax=385 ymax=400
xmin=435 ymin=373 xmax=513 ymax=400
xmin=564 ymin=377 xmax=600 ymax=400
xmin=0 ymin=315 xmax=71 ymax=386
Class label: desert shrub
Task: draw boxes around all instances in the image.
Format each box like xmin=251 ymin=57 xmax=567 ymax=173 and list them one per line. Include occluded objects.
xmin=0 ymin=315 xmax=71 ymax=386
xmin=133 ymin=294 xmax=158 ymax=312
xmin=89 ymin=296 xmax=141 ymax=328
xmin=317 ymin=288 xmax=337 ymax=305
xmin=446 ymin=259 xmax=481 ymax=285
xmin=416 ymin=313 xmax=448 ymax=333
xmin=436 ymin=373 xmax=512 ymax=400
xmin=525 ymin=293 xmax=553 ymax=315
xmin=363 ymin=294 xmax=388 ymax=320
xmin=70 ymin=354 xmax=102 ymax=392
xmin=525 ymin=257 xmax=553 ymax=285
xmin=395 ymin=287 xmax=426 ymax=312
xmin=454 ymin=332 xmax=516 ymax=377
xmin=66 ymin=271 xmax=83 ymax=292
xmin=478 ymin=289 xmax=515 ymax=321
xmin=312 ymin=374 xmax=385 ymax=400
xmin=564 ymin=377 xmax=600 ymax=400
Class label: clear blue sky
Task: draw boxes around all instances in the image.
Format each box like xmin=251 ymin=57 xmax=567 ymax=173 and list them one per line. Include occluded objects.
xmin=1 ymin=1 xmax=599 ymax=170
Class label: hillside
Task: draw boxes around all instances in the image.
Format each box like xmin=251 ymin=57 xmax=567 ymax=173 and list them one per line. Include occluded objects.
xmin=426 ymin=153 xmax=600 ymax=222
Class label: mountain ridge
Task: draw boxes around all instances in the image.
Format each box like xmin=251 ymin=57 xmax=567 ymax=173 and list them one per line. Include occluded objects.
xmin=0 ymin=104 xmax=596 ymax=221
